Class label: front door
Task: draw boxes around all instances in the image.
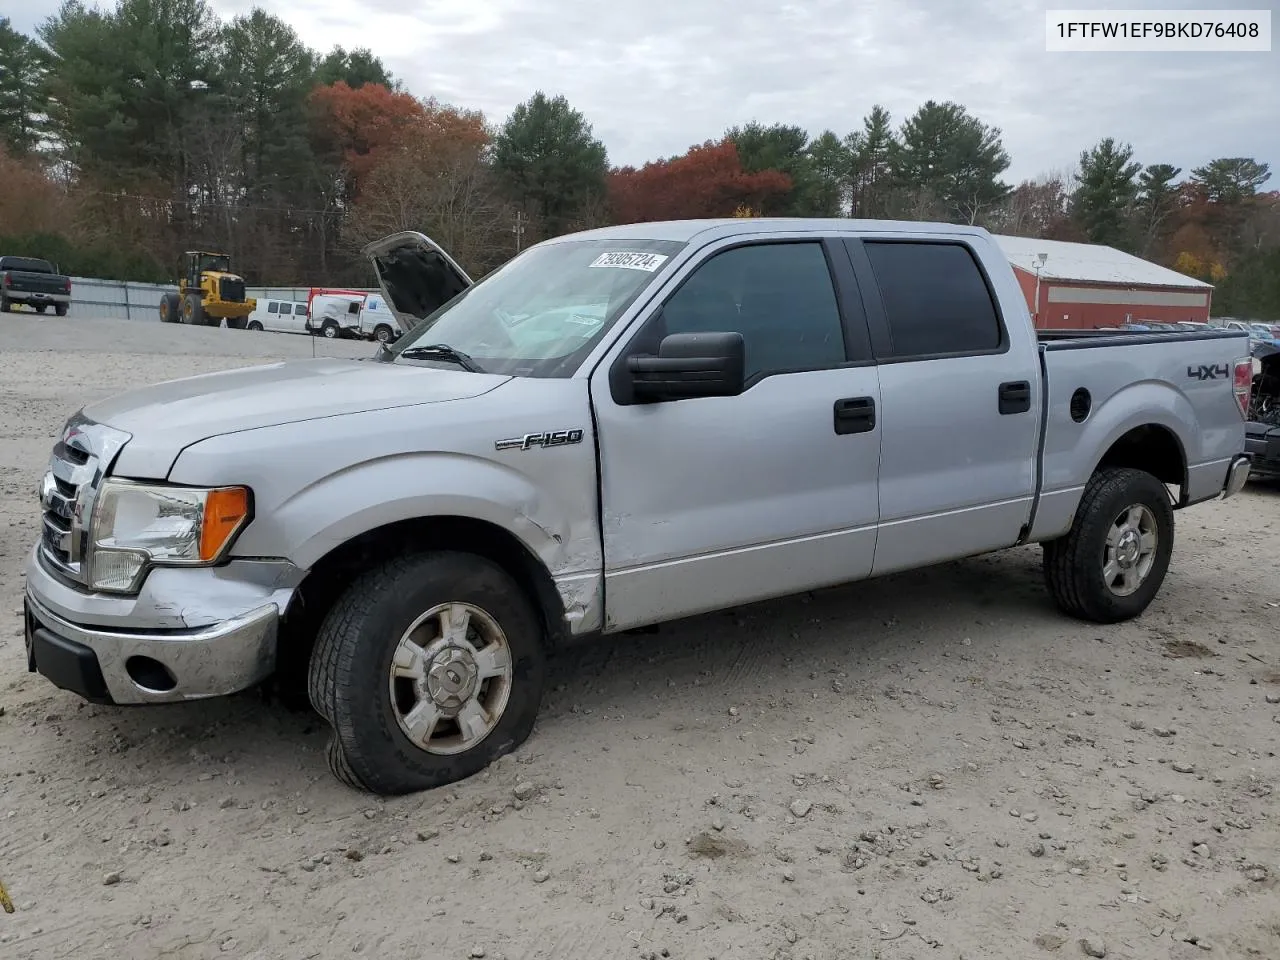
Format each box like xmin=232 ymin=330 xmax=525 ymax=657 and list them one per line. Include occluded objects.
xmin=590 ymin=236 xmax=883 ymax=631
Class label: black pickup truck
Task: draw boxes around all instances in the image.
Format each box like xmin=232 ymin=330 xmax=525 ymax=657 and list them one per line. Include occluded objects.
xmin=0 ymin=256 xmax=72 ymax=315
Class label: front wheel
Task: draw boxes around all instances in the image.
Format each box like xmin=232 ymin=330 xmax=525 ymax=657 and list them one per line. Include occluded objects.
xmin=1042 ymin=467 xmax=1174 ymax=623
xmin=373 ymin=324 xmax=393 ymax=343
xmin=308 ymin=551 xmax=546 ymax=795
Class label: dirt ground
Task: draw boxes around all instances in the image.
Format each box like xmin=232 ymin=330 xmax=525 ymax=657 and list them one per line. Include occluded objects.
xmin=1 ymin=313 xmax=1277 ymax=960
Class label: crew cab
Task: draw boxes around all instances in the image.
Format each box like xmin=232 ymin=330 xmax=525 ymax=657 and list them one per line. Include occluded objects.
xmin=21 ymin=219 xmax=1253 ymax=796
xmin=1 ymin=255 xmax=71 ymax=315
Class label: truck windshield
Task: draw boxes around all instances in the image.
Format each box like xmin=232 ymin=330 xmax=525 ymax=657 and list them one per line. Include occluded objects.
xmin=389 ymin=239 xmax=686 ymax=377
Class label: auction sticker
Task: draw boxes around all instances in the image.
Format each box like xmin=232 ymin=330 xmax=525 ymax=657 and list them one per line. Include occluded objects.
xmin=589 ymin=252 xmax=669 ymax=272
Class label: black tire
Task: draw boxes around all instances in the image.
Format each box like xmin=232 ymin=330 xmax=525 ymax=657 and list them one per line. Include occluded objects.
xmin=35 ymin=304 xmax=47 ymax=314
xmin=308 ymin=551 xmax=546 ymax=795
xmin=159 ymin=293 xmax=180 ymax=323
xmin=55 ymin=304 xmax=67 ymax=317
xmin=0 ymin=296 xmax=9 ymax=312
xmin=248 ymin=320 xmax=263 ymax=331
xmin=373 ymin=324 xmax=393 ymax=343
xmin=1043 ymin=467 xmax=1174 ymax=623
xmin=321 ymin=320 xmax=339 ymax=339
xmin=182 ymin=292 xmax=204 ymax=326
xmin=226 ymin=316 xmax=248 ymax=330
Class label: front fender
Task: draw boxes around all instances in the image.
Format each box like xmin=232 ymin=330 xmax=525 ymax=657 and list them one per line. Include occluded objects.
xmin=265 ymin=452 xmax=576 ymax=573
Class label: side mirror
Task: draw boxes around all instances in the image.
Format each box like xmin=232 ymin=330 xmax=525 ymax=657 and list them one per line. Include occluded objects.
xmin=627 ymin=332 xmax=745 ymax=401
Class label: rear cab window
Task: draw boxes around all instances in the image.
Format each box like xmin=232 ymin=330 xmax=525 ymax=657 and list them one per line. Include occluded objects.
xmin=1 ymin=257 xmax=56 ymax=274
xmin=856 ymin=240 xmax=1006 ymax=360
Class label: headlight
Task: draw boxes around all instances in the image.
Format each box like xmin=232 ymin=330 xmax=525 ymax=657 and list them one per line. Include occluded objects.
xmin=88 ymin=481 xmax=251 ymax=593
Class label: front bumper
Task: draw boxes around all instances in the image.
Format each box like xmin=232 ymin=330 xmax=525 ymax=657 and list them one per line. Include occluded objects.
xmin=23 ymin=546 xmax=301 ymax=704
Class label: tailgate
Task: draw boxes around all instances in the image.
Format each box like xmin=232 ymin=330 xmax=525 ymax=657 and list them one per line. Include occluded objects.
xmin=5 ymin=271 xmax=67 ymax=295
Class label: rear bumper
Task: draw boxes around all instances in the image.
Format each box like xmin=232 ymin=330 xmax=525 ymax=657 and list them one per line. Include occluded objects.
xmin=7 ymin=291 xmax=70 ymax=304
xmin=1221 ymin=453 xmax=1251 ymax=498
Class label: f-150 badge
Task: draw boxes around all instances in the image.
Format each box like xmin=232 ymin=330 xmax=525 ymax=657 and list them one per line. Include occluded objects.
xmin=495 ymin=429 xmax=585 ymax=451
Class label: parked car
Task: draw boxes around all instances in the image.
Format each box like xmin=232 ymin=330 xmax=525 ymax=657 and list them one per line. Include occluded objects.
xmin=246 ymin=298 xmax=309 ymax=334
xmin=0 ymin=255 xmax=71 ymax=315
xmin=22 ymin=219 xmax=1253 ymax=795
xmin=1225 ymin=319 xmax=1280 ymax=345
xmin=306 ymin=291 xmax=365 ymax=339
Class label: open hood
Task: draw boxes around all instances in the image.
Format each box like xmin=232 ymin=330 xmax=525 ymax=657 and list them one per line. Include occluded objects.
xmin=362 ymin=231 xmax=474 ymax=336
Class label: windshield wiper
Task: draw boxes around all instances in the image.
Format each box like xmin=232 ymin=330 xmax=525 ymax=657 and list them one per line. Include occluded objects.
xmin=396 ymin=343 xmax=483 ymax=372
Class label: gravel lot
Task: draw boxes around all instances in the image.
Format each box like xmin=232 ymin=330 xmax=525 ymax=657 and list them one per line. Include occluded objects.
xmin=1 ymin=314 xmax=1278 ymax=960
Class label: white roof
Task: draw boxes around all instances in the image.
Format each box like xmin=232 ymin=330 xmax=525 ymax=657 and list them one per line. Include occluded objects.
xmin=993 ymin=234 xmax=1211 ymax=289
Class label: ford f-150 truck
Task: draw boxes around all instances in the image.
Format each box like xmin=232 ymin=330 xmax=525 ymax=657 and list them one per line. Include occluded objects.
xmin=22 ymin=219 xmax=1253 ymax=795
xmin=1 ymin=255 xmax=72 ymax=315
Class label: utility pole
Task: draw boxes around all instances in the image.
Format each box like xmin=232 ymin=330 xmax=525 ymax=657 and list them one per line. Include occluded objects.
xmin=512 ymin=211 xmax=525 ymax=252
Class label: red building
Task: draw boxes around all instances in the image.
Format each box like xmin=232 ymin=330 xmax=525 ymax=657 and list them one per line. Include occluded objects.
xmin=994 ymin=235 xmax=1212 ymax=330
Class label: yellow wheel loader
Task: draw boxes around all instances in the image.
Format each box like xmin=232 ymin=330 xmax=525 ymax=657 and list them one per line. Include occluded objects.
xmin=158 ymin=251 xmax=257 ymax=328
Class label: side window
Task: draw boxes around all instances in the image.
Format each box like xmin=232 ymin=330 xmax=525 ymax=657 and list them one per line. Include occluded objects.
xmin=863 ymin=241 xmax=1003 ymax=358
xmin=295 ymin=304 xmax=307 ymax=315
xmin=267 ymin=301 xmax=279 ymax=314
xmin=661 ymin=242 xmax=847 ymax=382
xmin=348 ymin=301 xmax=360 ymax=314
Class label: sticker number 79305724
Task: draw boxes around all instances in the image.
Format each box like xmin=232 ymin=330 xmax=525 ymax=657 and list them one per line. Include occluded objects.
xmin=588 ymin=252 xmax=669 ymax=272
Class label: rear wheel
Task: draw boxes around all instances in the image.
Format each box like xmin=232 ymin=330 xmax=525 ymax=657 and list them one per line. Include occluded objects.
xmin=181 ymin=292 xmax=204 ymax=326
xmin=54 ymin=304 xmax=67 ymax=317
xmin=308 ymin=551 xmax=546 ymax=795
xmin=35 ymin=304 xmax=47 ymax=314
xmin=1043 ymin=467 xmax=1174 ymax=623
xmin=321 ymin=320 xmax=339 ymax=339
xmin=226 ymin=316 xmax=248 ymax=330
xmin=373 ymin=324 xmax=393 ymax=343
xmin=0 ymin=296 xmax=9 ymax=312
xmin=159 ymin=293 xmax=181 ymax=323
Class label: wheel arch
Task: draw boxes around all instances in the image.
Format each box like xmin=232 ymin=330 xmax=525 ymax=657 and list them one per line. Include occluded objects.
xmin=276 ymin=515 xmax=571 ymax=687
xmin=1093 ymin=422 xmax=1188 ymax=496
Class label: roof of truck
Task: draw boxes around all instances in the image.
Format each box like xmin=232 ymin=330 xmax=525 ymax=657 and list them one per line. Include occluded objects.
xmin=994 ymin=234 xmax=1211 ymax=289
xmin=559 ymin=218 xmax=991 ymax=244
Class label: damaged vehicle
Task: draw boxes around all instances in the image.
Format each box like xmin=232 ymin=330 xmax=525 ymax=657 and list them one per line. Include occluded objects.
xmin=22 ymin=220 xmax=1252 ymax=795
xmin=1246 ymin=339 xmax=1280 ymax=479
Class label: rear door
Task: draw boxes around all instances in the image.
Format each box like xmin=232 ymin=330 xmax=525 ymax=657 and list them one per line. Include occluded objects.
xmin=590 ymin=234 xmax=882 ymax=631
xmin=843 ymin=236 xmax=1040 ymax=575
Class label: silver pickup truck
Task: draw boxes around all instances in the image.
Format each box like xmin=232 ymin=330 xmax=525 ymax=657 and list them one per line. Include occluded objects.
xmin=23 ymin=219 xmax=1253 ymax=795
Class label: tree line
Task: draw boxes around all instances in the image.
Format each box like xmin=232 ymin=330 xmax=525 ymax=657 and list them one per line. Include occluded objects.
xmin=0 ymin=2 xmax=1276 ymax=318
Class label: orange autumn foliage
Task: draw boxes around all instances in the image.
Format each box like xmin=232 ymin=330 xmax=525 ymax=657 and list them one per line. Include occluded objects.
xmin=309 ymin=81 xmax=426 ymax=197
xmin=607 ymin=140 xmax=791 ymax=224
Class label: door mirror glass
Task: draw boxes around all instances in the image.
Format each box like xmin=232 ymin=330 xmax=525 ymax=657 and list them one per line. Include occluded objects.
xmin=628 ymin=331 xmax=745 ymax=401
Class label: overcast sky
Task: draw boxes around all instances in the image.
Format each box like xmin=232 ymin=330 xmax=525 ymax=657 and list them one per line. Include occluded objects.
xmin=12 ymin=0 xmax=1276 ymax=187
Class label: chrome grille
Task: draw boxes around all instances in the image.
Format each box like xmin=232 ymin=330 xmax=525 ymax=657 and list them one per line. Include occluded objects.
xmin=37 ymin=413 xmax=131 ymax=586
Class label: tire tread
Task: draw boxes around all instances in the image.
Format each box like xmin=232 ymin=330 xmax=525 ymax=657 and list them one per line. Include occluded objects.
xmin=1042 ymin=467 xmax=1173 ymax=624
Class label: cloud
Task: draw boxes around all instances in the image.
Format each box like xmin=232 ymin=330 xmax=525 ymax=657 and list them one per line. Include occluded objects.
xmin=12 ymin=0 xmax=1276 ymax=186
